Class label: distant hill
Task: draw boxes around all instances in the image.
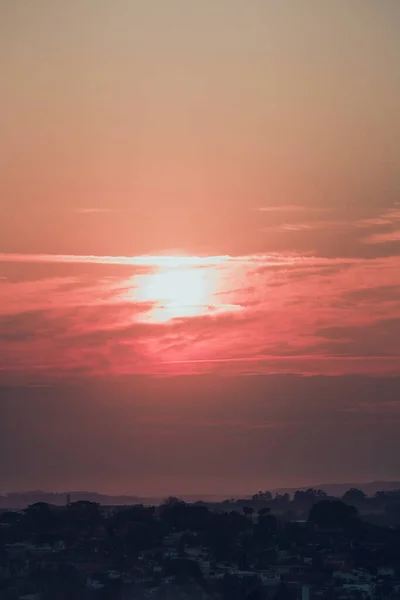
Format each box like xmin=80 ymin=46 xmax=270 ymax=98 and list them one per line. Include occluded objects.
xmin=271 ymin=481 xmax=400 ymax=497
xmin=1 ymin=481 xmax=399 ymax=509
xmin=0 ymin=491 xmax=239 ymax=509
xmin=0 ymin=491 xmax=156 ymax=510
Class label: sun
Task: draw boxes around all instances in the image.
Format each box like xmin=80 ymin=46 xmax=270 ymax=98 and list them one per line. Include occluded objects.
xmin=133 ymin=265 xmax=213 ymax=322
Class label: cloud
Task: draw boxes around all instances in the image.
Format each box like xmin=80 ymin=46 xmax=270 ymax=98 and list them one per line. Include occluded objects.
xmin=252 ymin=202 xmax=400 ymax=258
xmin=1 ymin=251 xmax=400 ymax=382
xmin=0 ymin=311 xmax=57 ymax=342
xmin=363 ymin=230 xmax=400 ymax=244
xmin=358 ymin=206 xmax=400 ymax=245
xmin=46 ymin=207 xmax=127 ymax=215
xmin=256 ymin=205 xmax=331 ymax=213
xmin=73 ymin=208 xmax=122 ymax=214
xmin=0 ymin=253 xmax=230 ymax=267
xmin=358 ymin=206 xmax=400 ymax=228
xmin=341 ymin=285 xmax=400 ymax=303
xmin=261 ymin=220 xmax=348 ymax=233
xmin=314 ymin=318 xmax=400 ymax=357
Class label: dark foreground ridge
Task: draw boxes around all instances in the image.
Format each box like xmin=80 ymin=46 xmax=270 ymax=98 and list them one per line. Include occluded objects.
xmin=1 ymin=487 xmax=400 ymax=599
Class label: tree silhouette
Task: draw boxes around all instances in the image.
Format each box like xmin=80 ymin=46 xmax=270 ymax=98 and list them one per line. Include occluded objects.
xmin=342 ymin=488 xmax=366 ymax=506
xmin=24 ymin=502 xmax=62 ymax=533
xmin=308 ymin=499 xmax=359 ymax=530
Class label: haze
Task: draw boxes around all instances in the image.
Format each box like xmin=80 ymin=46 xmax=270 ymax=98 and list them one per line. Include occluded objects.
xmin=1 ymin=1 xmax=400 ymax=496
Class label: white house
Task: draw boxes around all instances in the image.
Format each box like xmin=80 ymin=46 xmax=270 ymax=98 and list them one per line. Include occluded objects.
xmin=377 ymin=566 xmax=395 ymax=579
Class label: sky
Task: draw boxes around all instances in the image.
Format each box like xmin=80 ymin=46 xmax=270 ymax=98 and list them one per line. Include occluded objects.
xmin=1 ymin=1 xmax=400 ymax=496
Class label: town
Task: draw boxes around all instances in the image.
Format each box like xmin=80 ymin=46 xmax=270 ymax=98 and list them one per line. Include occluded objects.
xmin=1 ymin=488 xmax=400 ymax=600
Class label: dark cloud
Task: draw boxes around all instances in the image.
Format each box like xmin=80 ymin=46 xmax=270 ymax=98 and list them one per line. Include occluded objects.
xmin=341 ymin=285 xmax=400 ymax=303
xmin=314 ymin=318 xmax=400 ymax=357
xmin=0 ymin=310 xmax=57 ymax=342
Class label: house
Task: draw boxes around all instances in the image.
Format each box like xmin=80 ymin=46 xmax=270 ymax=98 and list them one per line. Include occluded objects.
xmin=322 ymin=553 xmax=352 ymax=570
xmin=39 ymin=552 xmax=113 ymax=575
xmin=377 ymin=566 xmax=395 ymax=579
xmin=342 ymin=582 xmax=375 ymax=598
xmin=270 ymin=565 xmax=307 ymax=576
xmin=333 ymin=568 xmax=373 ymax=583
xmin=198 ymin=558 xmax=211 ymax=577
xmin=1 ymin=558 xmax=30 ymax=578
xmin=86 ymin=577 xmax=105 ymax=590
xmin=208 ymin=568 xmax=225 ymax=580
xmin=260 ymin=572 xmax=281 ymax=587
xmin=164 ymin=548 xmax=179 ymax=559
xmin=163 ymin=532 xmax=181 ymax=547
xmin=277 ymin=550 xmax=291 ymax=562
xmin=333 ymin=570 xmax=359 ymax=583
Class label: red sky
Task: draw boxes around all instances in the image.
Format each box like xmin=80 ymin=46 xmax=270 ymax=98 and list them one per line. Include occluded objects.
xmin=1 ymin=1 xmax=400 ymax=495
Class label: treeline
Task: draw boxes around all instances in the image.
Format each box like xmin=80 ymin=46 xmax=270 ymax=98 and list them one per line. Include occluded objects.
xmin=0 ymin=496 xmax=364 ymax=559
xmin=1 ymin=487 xmax=400 ymax=520
xmin=220 ymin=487 xmax=400 ymax=516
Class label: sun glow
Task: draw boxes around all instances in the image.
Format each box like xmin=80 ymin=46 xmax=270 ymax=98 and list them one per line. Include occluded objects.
xmin=133 ymin=265 xmax=216 ymax=322
xmin=121 ymin=255 xmax=243 ymax=323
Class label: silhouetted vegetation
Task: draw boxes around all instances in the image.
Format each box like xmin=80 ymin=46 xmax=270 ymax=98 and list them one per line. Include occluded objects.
xmin=1 ymin=488 xmax=400 ymax=599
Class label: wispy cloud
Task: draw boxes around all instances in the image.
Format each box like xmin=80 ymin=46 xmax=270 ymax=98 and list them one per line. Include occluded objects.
xmin=73 ymin=208 xmax=121 ymax=214
xmin=358 ymin=206 xmax=400 ymax=229
xmin=252 ymin=203 xmax=400 ymax=257
xmin=0 ymin=252 xmax=360 ymax=269
xmin=0 ymin=253 xmax=230 ymax=267
xmin=363 ymin=230 xmax=400 ymax=244
xmin=360 ymin=205 xmax=400 ymax=245
xmin=261 ymin=220 xmax=347 ymax=233
xmin=46 ymin=207 xmax=127 ymax=215
xmin=256 ymin=205 xmax=332 ymax=213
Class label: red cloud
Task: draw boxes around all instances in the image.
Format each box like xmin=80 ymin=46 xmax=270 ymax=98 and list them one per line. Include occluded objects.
xmin=1 ymin=252 xmax=400 ymax=383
